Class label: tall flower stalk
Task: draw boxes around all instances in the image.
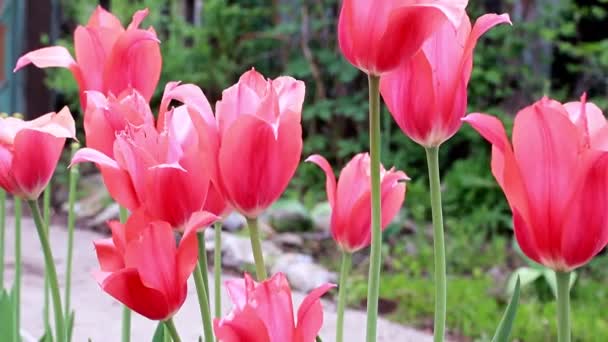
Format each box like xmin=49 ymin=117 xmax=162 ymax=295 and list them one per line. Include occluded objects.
xmin=13 ymin=197 xmax=21 ymax=342
xmin=64 ymin=142 xmax=80 ymax=326
xmin=119 ymin=206 xmax=131 ymax=342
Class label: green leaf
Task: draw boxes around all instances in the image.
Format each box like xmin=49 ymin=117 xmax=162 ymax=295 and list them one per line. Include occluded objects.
xmin=38 ymin=324 xmax=53 ymax=342
xmin=0 ymin=288 xmax=15 ymax=342
xmin=151 ymin=321 xmax=166 ymax=342
xmin=506 ymin=267 xmax=542 ymax=295
xmin=67 ymin=310 xmax=76 ymax=342
xmin=492 ymin=277 xmax=521 ymax=342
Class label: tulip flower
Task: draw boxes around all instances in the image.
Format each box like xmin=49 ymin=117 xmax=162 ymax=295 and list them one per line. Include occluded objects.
xmin=464 ymin=96 xmax=608 ymax=342
xmin=464 ymin=97 xmax=608 ymax=271
xmin=206 ymin=68 xmax=305 ymax=218
xmin=93 ymin=210 xmax=217 ymax=320
xmin=337 ymin=0 xmax=468 ymax=75
xmin=72 ymin=83 xmax=216 ymax=228
xmin=214 ymin=273 xmax=335 ymax=342
xmin=381 ymin=13 xmax=511 ymax=147
xmin=14 ymin=6 xmax=161 ymax=108
xmin=0 ymin=107 xmax=76 ymax=199
xmin=306 ymin=153 xmax=407 ymax=252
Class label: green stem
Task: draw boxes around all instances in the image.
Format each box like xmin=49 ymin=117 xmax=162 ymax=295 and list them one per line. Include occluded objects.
xmin=336 ymin=251 xmax=352 ymax=342
xmin=64 ymin=143 xmax=79 ymax=323
xmin=556 ymin=271 xmax=571 ymax=342
xmin=13 ymin=197 xmax=21 ymax=342
xmin=43 ymin=185 xmax=51 ymax=329
xmin=197 ymin=232 xmax=210 ymax=303
xmin=119 ymin=206 xmax=131 ymax=342
xmin=193 ymin=262 xmax=214 ymax=342
xmin=214 ymin=222 xmax=222 ymax=318
xmin=425 ymin=146 xmax=447 ymax=342
xmin=163 ymin=318 xmax=181 ymax=342
xmin=28 ymin=200 xmax=66 ymax=342
xmin=365 ymin=74 xmax=382 ymax=342
xmin=246 ymin=218 xmax=267 ymax=281
xmin=0 ymin=189 xmax=5 ymax=286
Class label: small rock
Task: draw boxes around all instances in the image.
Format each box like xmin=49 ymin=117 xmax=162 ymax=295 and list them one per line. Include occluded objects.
xmin=271 ymin=253 xmax=336 ymax=293
xmin=65 ymin=173 xmax=111 ymax=219
xmin=311 ymin=201 xmax=331 ymax=231
xmin=222 ymin=212 xmax=246 ymax=232
xmin=86 ymin=202 xmax=121 ymax=230
xmin=266 ymin=199 xmax=313 ymax=232
xmin=205 ymin=230 xmax=281 ymax=271
xmin=272 ymin=233 xmax=304 ymax=249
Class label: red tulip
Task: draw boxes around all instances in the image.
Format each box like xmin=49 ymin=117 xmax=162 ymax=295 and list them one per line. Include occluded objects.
xmin=72 ymin=84 xmax=216 ymax=227
xmin=213 ymin=273 xmax=335 ymax=342
xmin=200 ymin=69 xmax=304 ymax=218
xmin=464 ymin=97 xmax=608 ymax=271
xmin=93 ymin=209 xmax=217 ymax=320
xmin=381 ymin=13 xmax=511 ymax=147
xmin=14 ymin=6 xmax=161 ymax=108
xmin=0 ymin=107 xmax=76 ymax=199
xmin=306 ymin=153 xmax=407 ymax=252
xmin=204 ymin=182 xmax=231 ymax=218
xmin=337 ymin=0 xmax=468 ymax=75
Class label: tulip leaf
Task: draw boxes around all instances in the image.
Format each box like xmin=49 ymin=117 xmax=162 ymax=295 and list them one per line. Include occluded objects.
xmin=0 ymin=288 xmax=15 ymax=342
xmin=492 ymin=276 xmax=521 ymax=342
xmin=67 ymin=310 xmax=75 ymax=342
xmin=151 ymin=321 xmax=166 ymax=342
xmin=506 ymin=267 xmax=541 ymax=295
xmin=544 ymin=270 xmax=577 ymax=298
xmin=38 ymin=325 xmax=53 ymax=342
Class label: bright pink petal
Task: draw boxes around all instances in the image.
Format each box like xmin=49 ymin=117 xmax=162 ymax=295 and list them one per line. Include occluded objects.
xmin=249 ymin=273 xmax=296 ymax=342
xmin=305 ymin=155 xmax=336 ymax=207
xmin=127 ymin=9 xmax=149 ymax=30
xmin=213 ymin=307 xmax=271 ymax=342
xmin=94 ymin=269 xmax=171 ymax=320
xmin=14 ymin=46 xmax=77 ymax=72
xmin=94 ymin=238 xmax=125 ymax=271
xmin=295 ymin=283 xmax=336 ymax=342
xmin=74 ymin=26 xmax=106 ymax=92
xmin=203 ymin=183 xmax=230 ymax=217
xmin=87 ymin=6 xmax=124 ymax=31
xmin=225 ymin=277 xmax=248 ymax=310
xmin=176 ymin=213 xmax=214 ymax=286
xmin=379 ymin=171 xmax=407 ymax=228
xmin=0 ymin=146 xmax=19 ymax=195
xmin=158 ymin=82 xmax=215 ymax=132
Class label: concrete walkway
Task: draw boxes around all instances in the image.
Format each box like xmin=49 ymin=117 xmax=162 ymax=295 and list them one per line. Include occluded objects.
xmin=2 ymin=216 xmax=432 ymax=341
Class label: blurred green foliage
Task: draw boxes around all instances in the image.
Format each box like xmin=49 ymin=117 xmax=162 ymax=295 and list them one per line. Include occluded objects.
xmin=46 ymin=0 xmax=608 ymax=340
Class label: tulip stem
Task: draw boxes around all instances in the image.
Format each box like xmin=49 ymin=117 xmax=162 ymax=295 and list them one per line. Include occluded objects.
xmin=43 ymin=185 xmax=51 ymax=330
xmin=247 ymin=218 xmax=267 ymax=281
xmin=214 ymin=222 xmax=222 ymax=318
xmin=336 ymin=251 xmax=352 ymax=342
xmin=28 ymin=199 xmax=66 ymax=342
xmin=193 ymin=261 xmax=214 ymax=342
xmin=0 ymin=190 xmax=5 ymax=288
xmin=425 ymin=146 xmax=447 ymax=342
xmin=556 ymin=271 xmax=571 ymax=342
xmin=13 ymin=197 xmax=22 ymax=342
xmin=164 ymin=318 xmax=181 ymax=342
xmin=65 ymin=144 xmax=79 ymax=325
xmin=119 ymin=206 xmax=131 ymax=342
xmin=197 ymin=232 xmax=211 ymax=303
xmin=365 ymin=74 xmax=383 ymax=342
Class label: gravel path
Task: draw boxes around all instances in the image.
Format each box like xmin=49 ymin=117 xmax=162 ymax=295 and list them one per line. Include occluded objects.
xmin=2 ymin=216 xmax=432 ymax=341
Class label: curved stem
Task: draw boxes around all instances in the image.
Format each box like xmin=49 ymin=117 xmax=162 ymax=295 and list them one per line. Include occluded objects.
xmin=197 ymin=232 xmax=210 ymax=302
xmin=28 ymin=200 xmax=65 ymax=342
xmin=336 ymin=251 xmax=352 ymax=342
xmin=65 ymin=144 xmax=79 ymax=322
xmin=119 ymin=206 xmax=131 ymax=342
xmin=13 ymin=197 xmax=21 ymax=342
xmin=556 ymin=271 xmax=571 ymax=342
xmin=163 ymin=318 xmax=181 ymax=342
xmin=193 ymin=263 xmax=214 ymax=342
xmin=214 ymin=222 xmax=222 ymax=318
xmin=365 ymin=74 xmax=383 ymax=342
xmin=425 ymin=146 xmax=447 ymax=342
xmin=247 ymin=218 xmax=267 ymax=281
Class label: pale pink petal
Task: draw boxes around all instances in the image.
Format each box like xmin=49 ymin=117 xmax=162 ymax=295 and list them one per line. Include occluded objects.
xmin=305 ymin=155 xmax=336 ymax=207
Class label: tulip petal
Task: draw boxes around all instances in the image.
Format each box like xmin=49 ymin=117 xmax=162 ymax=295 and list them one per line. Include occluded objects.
xmin=94 ymin=269 xmax=170 ymax=320
xmin=0 ymin=146 xmax=18 ymax=195
xmin=305 ymin=155 xmax=336 ymax=207
xmin=74 ymin=26 xmax=106 ymax=92
xmin=213 ymin=307 xmax=271 ymax=342
xmin=127 ymin=9 xmax=149 ymax=30
xmin=87 ymin=5 xmax=124 ymax=31
xmin=225 ymin=278 xmax=248 ymax=310
xmin=379 ymin=171 xmax=407 ymax=228
xmin=295 ymin=283 xmax=335 ymax=342
xmin=94 ymin=238 xmax=124 ymax=271
xmin=12 ymin=129 xmax=65 ymax=199
xmin=158 ymin=82 xmax=215 ymax=131
xmin=176 ymin=212 xmax=215 ymax=287
xmin=26 ymin=107 xmax=76 ymax=139
xmin=103 ymin=29 xmax=161 ymax=101
xmin=14 ymin=46 xmax=77 ymax=72
xmin=250 ymin=273 xmax=296 ymax=342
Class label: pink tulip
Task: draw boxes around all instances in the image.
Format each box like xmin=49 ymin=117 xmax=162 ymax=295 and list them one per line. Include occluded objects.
xmin=214 ymin=273 xmax=335 ymax=342
xmin=381 ymin=13 xmax=511 ymax=147
xmin=93 ymin=209 xmax=217 ymax=320
xmin=0 ymin=107 xmax=76 ymax=199
xmin=72 ymin=83 xmax=216 ymax=227
xmin=337 ymin=0 xmax=468 ymax=75
xmin=464 ymin=97 xmax=608 ymax=271
xmin=14 ymin=6 xmax=161 ymax=108
xmin=306 ymin=153 xmax=407 ymax=252
xmin=198 ymin=69 xmax=304 ymax=218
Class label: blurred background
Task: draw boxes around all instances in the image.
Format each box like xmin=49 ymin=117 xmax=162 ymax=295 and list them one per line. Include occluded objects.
xmin=3 ymin=0 xmax=608 ymax=340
